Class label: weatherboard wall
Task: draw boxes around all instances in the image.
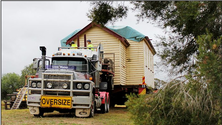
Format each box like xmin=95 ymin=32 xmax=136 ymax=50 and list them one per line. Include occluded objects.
xmin=71 ymin=26 xmax=154 ymax=87
xmin=125 ymin=39 xmax=155 ymax=88
xmin=72 ymin=26 xmax=126 ymax=85
xmin=125 ymin=39 xmax=144 ymax=85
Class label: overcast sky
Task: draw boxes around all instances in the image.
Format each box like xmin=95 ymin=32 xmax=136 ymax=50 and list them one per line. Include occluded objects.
xmin=2 ymin=1 xmax=167 ymax=80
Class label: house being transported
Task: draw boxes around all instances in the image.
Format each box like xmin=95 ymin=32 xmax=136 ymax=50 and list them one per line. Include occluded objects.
xmin=61 ymin=22 xmax=156 ymax=105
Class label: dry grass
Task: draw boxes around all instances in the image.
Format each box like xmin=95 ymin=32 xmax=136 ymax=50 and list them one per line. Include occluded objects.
xmin=1 ymin=107 xmax=134 ymax=125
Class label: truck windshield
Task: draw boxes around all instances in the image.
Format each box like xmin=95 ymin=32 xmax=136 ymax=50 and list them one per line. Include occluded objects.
xmin=51 ymin=57 xmax=87 ymax=72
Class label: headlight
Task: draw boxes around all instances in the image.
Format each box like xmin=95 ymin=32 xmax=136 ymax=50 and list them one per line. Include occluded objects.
xmin=77 ymin=83 xmax=82 ymax=89
xmin=47 ymin=83 xmax=52 ymax=88
xmin=37 ymin=82 xmax=41 ymax=88
xmin=62 ymin=83 xmax=68 ymax=89
xmin=32 ymin=82 xmax=37 ymax=88
xmin=84 ymin=83 xmax=90 ymax=90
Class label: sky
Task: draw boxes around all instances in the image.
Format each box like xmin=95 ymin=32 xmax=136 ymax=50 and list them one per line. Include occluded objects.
xmin=2 ymin=1 xmax=167 ymax=80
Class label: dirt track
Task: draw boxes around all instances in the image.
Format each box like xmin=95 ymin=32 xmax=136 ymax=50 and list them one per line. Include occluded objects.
xmin=1 ymin=107 xmax=134 ymax=125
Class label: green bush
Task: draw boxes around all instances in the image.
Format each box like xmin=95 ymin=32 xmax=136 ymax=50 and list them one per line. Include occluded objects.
xmin=126 ymin=79 xmax=218 ymax=125
xmin=1 ymin=73 xmax=21 ymax=100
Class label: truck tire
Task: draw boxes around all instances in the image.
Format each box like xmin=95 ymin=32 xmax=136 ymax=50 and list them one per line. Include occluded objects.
xmin=101 ymin=96 xmax=107 ymax=113
xmin=89 ymin=95 xmax=95 ymax=117
xmin=106 ymin=96 xmax=110 ymax=113
xmin=34 ymin=108 xmax=44 ymax=117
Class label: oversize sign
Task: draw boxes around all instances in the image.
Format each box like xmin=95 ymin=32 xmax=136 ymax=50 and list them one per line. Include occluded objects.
xmin=40 ymin=96 xmax=72 ymax=109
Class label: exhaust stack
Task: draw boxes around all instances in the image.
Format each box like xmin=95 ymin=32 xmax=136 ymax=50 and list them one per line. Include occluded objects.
xmin=40 ymin=46 xmax=46 ymax=70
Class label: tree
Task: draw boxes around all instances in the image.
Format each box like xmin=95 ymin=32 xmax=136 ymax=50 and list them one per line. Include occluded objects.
xmin=1 ymin=73 xmax=21 ymax=99
xmin=87 ymin=1 xmax=222 ymax=73
xmin=195 ymin=33 xmax=222 ymax=123
xmin=20 ymin=63 xmax=36 ymax=85
xmin=87 ymin=1 xmax=128 ymax=26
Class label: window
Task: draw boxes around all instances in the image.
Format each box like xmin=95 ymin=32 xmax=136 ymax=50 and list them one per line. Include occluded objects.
xmin=52 ymin=57 xmax=87 ymax=72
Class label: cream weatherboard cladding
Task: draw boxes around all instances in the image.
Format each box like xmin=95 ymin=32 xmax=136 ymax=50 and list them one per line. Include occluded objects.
xmin=126 ymin=40 xmax=145 ymax=86
xmin=125 ymin=39 xmax=155 ymax=88
xmin=71 ymin=25 xmax=155 ymax=88
xmin=72 ymin=26 xmax=126 ymax=85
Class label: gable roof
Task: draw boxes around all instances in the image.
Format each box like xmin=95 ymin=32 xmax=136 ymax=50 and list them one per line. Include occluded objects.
xmin=64 ymin=22 xmax=130 ymax=47
xmin=61 ymin=22 xmax=156 ymax=54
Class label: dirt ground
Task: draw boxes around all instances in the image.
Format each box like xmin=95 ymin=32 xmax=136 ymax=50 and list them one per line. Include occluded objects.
xmin=1 ymin=107 xmax=134 ymax=125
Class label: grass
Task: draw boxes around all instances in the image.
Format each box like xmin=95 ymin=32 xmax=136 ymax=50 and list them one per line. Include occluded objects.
xmin=1 ymin=107 xmax=134 ymax=125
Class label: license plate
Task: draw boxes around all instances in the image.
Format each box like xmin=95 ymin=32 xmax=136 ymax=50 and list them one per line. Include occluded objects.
xmin=40 ymin=96 xmax=72 ymax=109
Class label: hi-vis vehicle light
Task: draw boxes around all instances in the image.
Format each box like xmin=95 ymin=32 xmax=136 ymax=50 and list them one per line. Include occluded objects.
xmin=62 ymin=83 xmax=68 ymax=89
xmin=32 ymin=82 xmax=37 ymax=88
xmin=37 ymin=82 xmax=41 ymax=88
xmin=47 ymin=83 xmax=52 ymax=88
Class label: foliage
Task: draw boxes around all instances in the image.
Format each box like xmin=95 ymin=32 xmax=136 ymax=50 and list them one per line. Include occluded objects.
xmin=133 ymin=1 xmax=222 ymax=73
xmin=154 ymin=78 xmax=167 ymax=89
xmin=195 ymin=33 xmax=222 ymax=123
xmin=20 ymin=63 xmax=36 ymax=85
xmin=88 ymin=1 xmax=222 ymax=73
xmin=196 ymin=33 xmax=222 ymax=98
xmin=1 ymin=73 xmax=21 ymax=99
xmin=87 ymin=1 xmax=128 ymax=26
xmin=126 ymin=79 xmax=217 ymax=125
xmin=1 ymin=63 xmax=36 ymax=99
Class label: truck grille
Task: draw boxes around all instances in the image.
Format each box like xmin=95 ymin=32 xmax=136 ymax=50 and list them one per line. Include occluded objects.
xmin=44 ymin=75 xmax=71 ymax=80
xmin=41 ymin=72 xmax=90 ymax=97
xmin=43 ymin=73 xmax=72 ymax=89
xmin=44 ymin=73 xmax=72 ymax=80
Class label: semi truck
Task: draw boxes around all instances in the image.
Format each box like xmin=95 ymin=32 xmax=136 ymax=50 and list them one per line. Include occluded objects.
xmin=27 ymin=45 xmax=113 ymax=117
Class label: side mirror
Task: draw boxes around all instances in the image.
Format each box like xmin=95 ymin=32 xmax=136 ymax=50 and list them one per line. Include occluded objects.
xmin=92 ymin=54 xmax=97 ymax=61
xmin=33 ymin=58 xmax=39 ymax=70
xmin=99 ymin=82 xmax=108 ymax=91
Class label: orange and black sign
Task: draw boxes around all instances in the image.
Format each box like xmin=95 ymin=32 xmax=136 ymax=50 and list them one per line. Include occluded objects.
xmin=40 ymin=96 xmax=72 ymax=109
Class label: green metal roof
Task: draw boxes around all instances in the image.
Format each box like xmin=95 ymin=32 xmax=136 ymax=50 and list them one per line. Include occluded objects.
xmin=61 ymin=25 xmax=146 ymax=47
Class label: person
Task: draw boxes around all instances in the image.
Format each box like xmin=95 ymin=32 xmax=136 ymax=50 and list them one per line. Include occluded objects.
xmin=70 ymin=41 xmax=77 ymax=49
xmin=87 ymin=40 xmax=94 ymax=50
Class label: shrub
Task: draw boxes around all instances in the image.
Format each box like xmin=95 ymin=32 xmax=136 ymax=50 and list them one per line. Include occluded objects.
xmin=126 ymin=78 xmax=218 ymax=125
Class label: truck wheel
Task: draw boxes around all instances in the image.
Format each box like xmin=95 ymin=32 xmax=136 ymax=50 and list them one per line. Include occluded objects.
xmin=89 ymin=95 xmax=95 ymax=117
xmin=34 ymin=108 xmax=44 ymax=117
xmin=101 ymin=96 xmax=107 ymax=113
xmin=106 ymin=97 xmax=110 ymax=113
